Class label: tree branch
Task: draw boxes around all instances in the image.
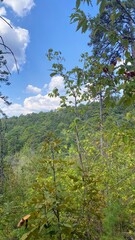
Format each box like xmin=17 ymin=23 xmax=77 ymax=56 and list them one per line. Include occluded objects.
xmin=116 ymin=0 xmax=135 ymax=24
xmin=0 ymin=37 xmax=19 ymax=73
xmin=0 ymin=16 xmax=13 ymax=29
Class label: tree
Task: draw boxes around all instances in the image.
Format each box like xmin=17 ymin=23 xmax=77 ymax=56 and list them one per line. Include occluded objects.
xmin=0 ymin=0 xmax=19 ymax=115
xmin=71 ymin=0 xmax=135 ymax=104
xmin=89 ymin=0 xmax=135 ymax=61
xmin=0 ymin=0 xmax=18 ymax=198
xmin=0 ymin=119 xmax=5 ymax=194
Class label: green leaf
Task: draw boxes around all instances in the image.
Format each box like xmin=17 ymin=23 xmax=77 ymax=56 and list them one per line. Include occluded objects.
xmin=76 ymin=19 xmax=84 ymax=31
xmin=125 ymin=51 xmax=131 ymax=59
xmin=110 ymin=13 xmax=115 ymax=23
xmin=62 ymin=223 xmax=72 ymax=228
xmin=20 ymin=227 xmax=39 ymax=240
xmin=117 ymin=67 xmax=125 ymax=74
xmin=50 ymin=73 xmax=56 ymax=77
xmin=99 ymin=0 xmax=106 ymax=13
xmin=39 ymin=221 xmax=47 ymax=233
xmin=82 ymin=21 xmax=88 ymax=33
xmin=76 ymin=0 xmax=81 ymax=8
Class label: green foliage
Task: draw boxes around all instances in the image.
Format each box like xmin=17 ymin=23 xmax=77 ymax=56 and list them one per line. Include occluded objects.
xmin=70 ymin=0 xmax=135 ymax=105
xmin=76 ymin=0 xmax=92 ymax=9
xmin=1 ymin=103 xmax=135 ymax=239
xmin=20 ymin=227 xmax=39 ymax=240
xmin=102 ymin=201 xmax=130 ymax=240
xmin=70 ymin=9 xmax=89 ymax=33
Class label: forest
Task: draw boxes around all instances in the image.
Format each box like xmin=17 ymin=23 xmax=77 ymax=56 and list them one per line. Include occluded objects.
xmin=0 ymin=0 xmax=135 ymax=239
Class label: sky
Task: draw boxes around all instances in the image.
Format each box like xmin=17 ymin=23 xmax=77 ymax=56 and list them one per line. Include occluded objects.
xmin=0 ymin=0 xmax=98 ymax=117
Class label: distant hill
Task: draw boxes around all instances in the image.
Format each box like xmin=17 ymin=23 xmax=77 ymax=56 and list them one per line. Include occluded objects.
xmin=1 ymin=101 xmax=130 ymax=157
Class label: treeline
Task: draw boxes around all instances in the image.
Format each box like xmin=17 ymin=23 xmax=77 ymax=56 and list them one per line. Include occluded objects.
xmin=2 ymin=102 xmax=100 ymax=156
xmin=2 ymin=102 xmax=129 ymax=157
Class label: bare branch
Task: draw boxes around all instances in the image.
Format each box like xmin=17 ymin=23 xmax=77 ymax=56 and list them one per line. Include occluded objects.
xmin=0 ymin=37 xmax=19 ymax=73
xmin=0 ymin=16 xmax=13 ymax=29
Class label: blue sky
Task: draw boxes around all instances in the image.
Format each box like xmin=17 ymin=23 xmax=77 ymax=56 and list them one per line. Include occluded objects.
xmin=0 ymin=0 xmax=98 ymax=117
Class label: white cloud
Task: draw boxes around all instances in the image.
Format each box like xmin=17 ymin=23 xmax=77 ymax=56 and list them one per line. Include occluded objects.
xmin=48 ymin=76 xmax=64 ymax=93
xmin=24 ymin=94 xmax=60 ymax=111
xmin=0 ymin=99 xmax=31 ymax=117
xmin=0 ymin=17 xmax=29 ymax=72
xmin=3 ymin=0 xmax=35 ymax=17
xmin=0 ymin=1 xmax=35 ymax=72
xmin=5 ymin=103 xmax=32 ymax=116
xmin=0 ymin=7 xmax=7 ymax=16
xmin=0 ymin=76 xmax=66 ymax=117
xmin=26 ymin=84 xmax=41 ymax=94
xmin=0 ymin=75 xmax=88 ymax=117
xmin=1 ymin=73 xmax=93 ymax=117
xmin=0 ymin=94 xmax=61 ymax=117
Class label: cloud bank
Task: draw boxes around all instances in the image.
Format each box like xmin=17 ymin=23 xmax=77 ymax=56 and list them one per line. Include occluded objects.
xmin=1 ymin=76 xmax=64 ymax=117
xmin=1 ymin=76 xmax=90 ymax=117
xmin=0 ymin=0 xmax=35 ymax=72
xmin=0 ymin=17 xmax=29 ymax=72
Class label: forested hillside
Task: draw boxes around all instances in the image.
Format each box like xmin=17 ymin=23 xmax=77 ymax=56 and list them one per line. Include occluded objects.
xmin=2 ymin=103 xmax=99 ymax=155
xmin=2 ymin=102 xmax=130 ymax=157
xmin=1 ymin=102 xmax=135 ymax=239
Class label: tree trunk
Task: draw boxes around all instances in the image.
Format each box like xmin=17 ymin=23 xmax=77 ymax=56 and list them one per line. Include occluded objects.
xmin=0 ymin=120 xmax=4 ymax=194
xmin=99 ymin=90 xmax=103 ymax=156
